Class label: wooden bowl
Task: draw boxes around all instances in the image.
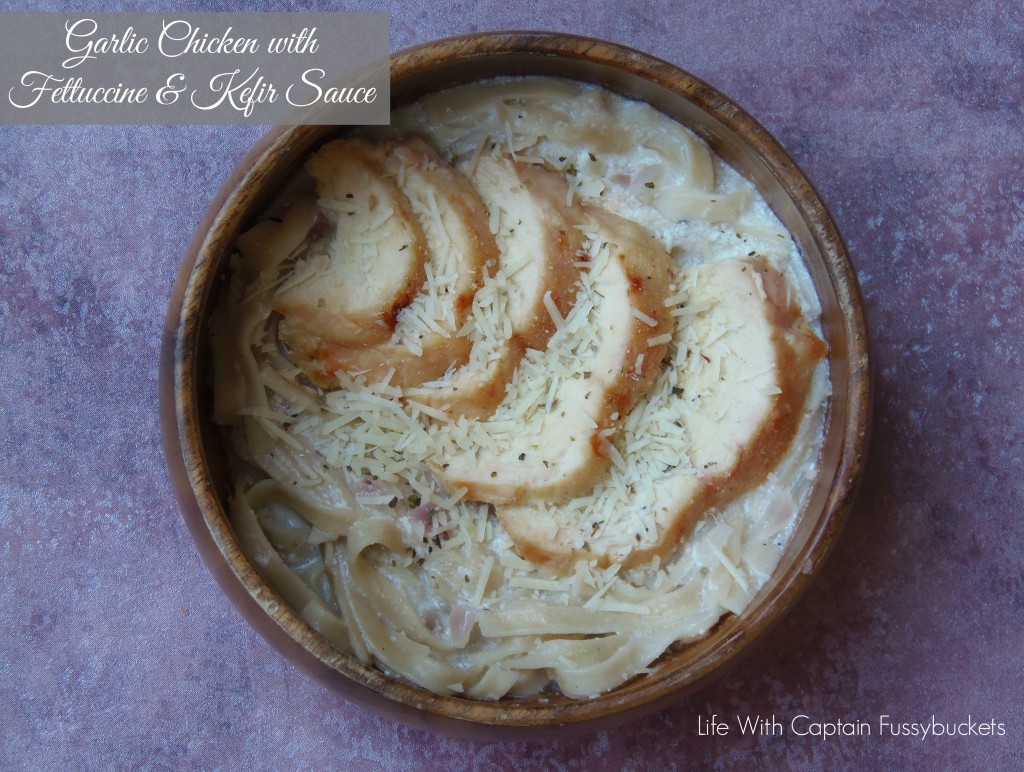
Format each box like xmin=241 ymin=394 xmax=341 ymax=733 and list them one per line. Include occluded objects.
xmin=161 ymin=32 xmax=870 ymax=740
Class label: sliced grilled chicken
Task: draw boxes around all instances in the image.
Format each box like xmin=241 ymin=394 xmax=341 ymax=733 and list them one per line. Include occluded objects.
xmin=275 ymin=139 xmax=429 ymax=383
xmin=293 ymin=138 xmax=497 ymax=389
xmin=410 ymin=155 xmax=581 ymax=418
xmin=432 ymin=205 xmax=675 ymax=505
xmin=498 ymin=257 xmax=827 ymax=573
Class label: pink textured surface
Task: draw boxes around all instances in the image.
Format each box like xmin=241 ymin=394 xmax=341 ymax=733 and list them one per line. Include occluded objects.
xmin=2 ymin=1 xmax=1022 ymax=769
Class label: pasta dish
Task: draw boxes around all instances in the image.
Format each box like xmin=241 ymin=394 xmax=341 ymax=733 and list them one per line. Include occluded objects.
xmin=210 ymin=77 xmax=830 ymax=699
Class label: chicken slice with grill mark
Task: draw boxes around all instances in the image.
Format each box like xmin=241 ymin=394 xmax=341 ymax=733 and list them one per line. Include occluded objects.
xmin=275 ymin=138 xmax=429 ymax=385
xmin=296 ymin=138 xmax=497 ymax=389
xmin=408 ymin=154 xmax=582 ymax=418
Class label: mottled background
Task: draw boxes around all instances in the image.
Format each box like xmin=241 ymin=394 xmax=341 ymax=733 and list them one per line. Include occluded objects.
xmin=2 ymin=0 xmax=1022 ymax=769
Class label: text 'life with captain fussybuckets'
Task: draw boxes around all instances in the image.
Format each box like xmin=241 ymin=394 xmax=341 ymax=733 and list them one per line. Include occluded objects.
xmin=0 ymin=12 xmax=389 ymax=125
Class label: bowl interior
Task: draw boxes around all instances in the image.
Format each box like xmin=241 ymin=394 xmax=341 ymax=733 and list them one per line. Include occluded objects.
xmin=163 ymin=33 xmax=869 ymax=739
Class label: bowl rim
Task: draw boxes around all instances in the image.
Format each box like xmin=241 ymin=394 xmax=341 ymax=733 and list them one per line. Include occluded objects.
xmin=161 ymin=30 xmax=871 ymax=739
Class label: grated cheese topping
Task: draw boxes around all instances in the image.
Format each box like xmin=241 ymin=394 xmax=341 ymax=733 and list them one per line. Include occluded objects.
xmin=387 ymin=158 xmax=462 ymax=354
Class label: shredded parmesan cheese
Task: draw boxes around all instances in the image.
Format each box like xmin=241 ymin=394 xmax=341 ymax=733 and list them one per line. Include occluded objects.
xmin=473 ymin=555 xmax=495 ymax=606
xmin=542 ymin=290 xmax=565 ymax=330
